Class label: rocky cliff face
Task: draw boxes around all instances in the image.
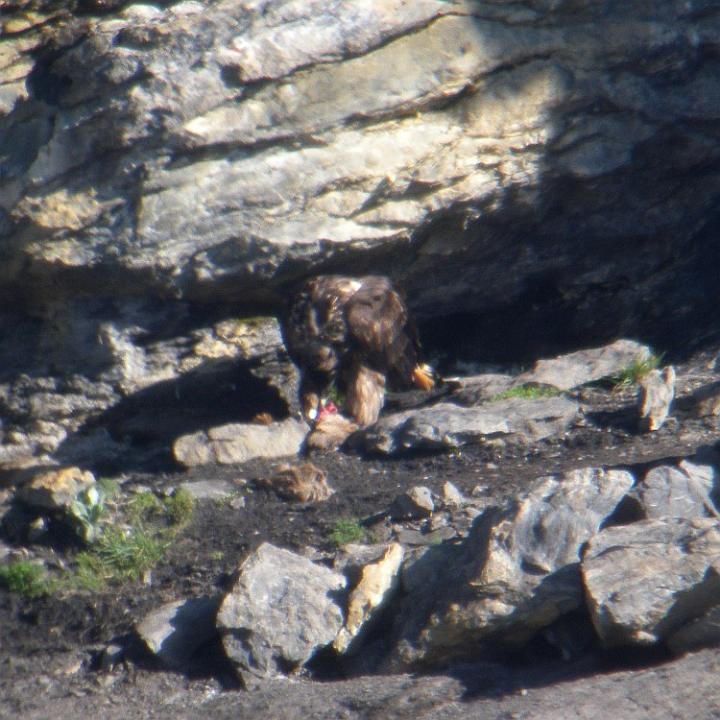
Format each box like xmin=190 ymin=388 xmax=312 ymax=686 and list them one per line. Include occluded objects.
xmin=1 ymin=0 xmax=719 ymax=467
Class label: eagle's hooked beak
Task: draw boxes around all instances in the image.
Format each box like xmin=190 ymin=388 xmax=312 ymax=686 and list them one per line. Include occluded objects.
xmin=412 ymin=363 xmax=436 ymax=391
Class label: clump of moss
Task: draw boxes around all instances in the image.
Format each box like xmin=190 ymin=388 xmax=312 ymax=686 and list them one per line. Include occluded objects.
xmin=164 ymin=488 xmax=195 ymax=528
xmin=0 ymin=561 xmax=54 ymax=599
xmin=492 ymin=384 xmax=562 ymax=402
xmin=330 ymin=518 xmax=365 ymax=547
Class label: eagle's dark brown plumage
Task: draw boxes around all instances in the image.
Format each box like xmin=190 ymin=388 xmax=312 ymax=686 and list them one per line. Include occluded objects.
xmin=281 ymin=275 xmax=434 ymax=427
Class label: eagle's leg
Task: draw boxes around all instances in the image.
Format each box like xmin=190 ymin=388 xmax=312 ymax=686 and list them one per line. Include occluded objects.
xmin=345 ymin=361 xmax=386 ymax=427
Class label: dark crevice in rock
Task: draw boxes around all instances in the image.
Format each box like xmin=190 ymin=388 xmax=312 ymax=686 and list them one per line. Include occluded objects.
xmin=57 ymin=360 xmax=290 ymax=474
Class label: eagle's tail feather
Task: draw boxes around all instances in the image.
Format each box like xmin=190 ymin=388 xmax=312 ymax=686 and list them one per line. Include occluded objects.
xmin=412 ymin=363 xmax=436 ymax=391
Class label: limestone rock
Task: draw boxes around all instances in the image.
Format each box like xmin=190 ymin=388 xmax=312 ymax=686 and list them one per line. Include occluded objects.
xmin=516 ymin=340 xmax=652 ymax=391
xmin=217 ymin=543 xmax=346 ymax=677
xmin=395 ymin=526 xmax=457 ymax=547
xmin=582 ymin=517 xmax=720 ymax=649
xmin=389 ymin=486 xmax=434 ymax=520
xmin=177 ymin=479 xmax=239 ymax=502
xmin=356 ymin=396 xmax=579 ymax=455
xmin=638 ymin=366 xmax=675 ymax=432
xmin=334 ymin=542 xmax=404 ymax=655
xmin=691 ymin=381 xmax=720 ymax=418
xmin=136 ymin=596 xmax=220 ymax=670
xmin=667 ymin=605 xmax=720 ymax=655
xmin=0 ymin=0 xmax=717 ymax=477
xmin=442 ymin=481 xmax=465 ymax=508
xmin=629 ymin=461 xmax=718 ymax=520
xmin=173 ymin=418 xmax=307 ymax=467
xmin=391 ymin=467 xmax=634 ymax=669
xmin=449 ymin=374 xmax=515 ymax=407
xmin=15 ymin=466 xmax=96 ymax=512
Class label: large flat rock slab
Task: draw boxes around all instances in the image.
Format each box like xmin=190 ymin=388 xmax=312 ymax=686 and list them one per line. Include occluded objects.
xmin=516 ymin=340 xmax=652 ymax=391
xmin=582 ymin=517 xmax=720 ymax=649
xmin=355 ymin=396 xmax=579 ymax=455
xmin=173 ymin=418 xmax=307 ymax=467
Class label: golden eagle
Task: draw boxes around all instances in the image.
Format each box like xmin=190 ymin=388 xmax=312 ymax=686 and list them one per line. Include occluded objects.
xmin=281 ymin=275 xmax=434 ymax=427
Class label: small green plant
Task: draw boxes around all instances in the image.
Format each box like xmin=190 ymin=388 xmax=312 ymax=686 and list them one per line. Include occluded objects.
xmin=72 ymin=552 xmax=107 ymax=593
xmin=127 ymin=491 xmax=165 ymax=526
xmin=96 ymin=477 xmax=121 ymax=499
xmin=330 ymin=518 xmax=365 ymax=547
xmin=492 ymin=384 xmax=561 ymax=402
xmin=70 ymin=484 xmax=109 ymax=543
xmin=68 ymin=487 xmax=194 ymax=592
xmin=612 ymin=352 xmax=663 ymax=389
xmin=74 ymin=526 xmax=169 ymax=589
xmin=164 ymin=489 xmax=195 ymax=528
xmin=0 ymin=561 xmax=53 ymax=599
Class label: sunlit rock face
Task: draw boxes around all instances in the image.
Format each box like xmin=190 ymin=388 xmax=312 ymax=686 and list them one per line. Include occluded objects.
xmin=1 ymin=0 xmax=719 ymax=467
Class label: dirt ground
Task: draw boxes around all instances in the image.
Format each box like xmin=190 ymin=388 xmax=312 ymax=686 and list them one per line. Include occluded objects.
xmin=1 ymin=346 xmax=719 ymax=719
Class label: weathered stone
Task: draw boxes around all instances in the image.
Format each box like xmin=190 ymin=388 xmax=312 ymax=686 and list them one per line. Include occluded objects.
xmin=638 ymin=366 xmax=675 ymax=432
xmin=177 ymin=479 xmax=239 ymax=501
xmin=442 ymin=481 xmax=465 ymax=508
xmin=356 ymin=396 xmax=579 ymax=455
xmin=15 ymin=466 xmax=96 ymax=512
xmin=517 ymin=340 xmax=652 ymax=391
xmin=391 ymin=467 xmax=634 ymax=669
xmin=96 ymin=643 xmax=126 ymax=673
xmin=0 ymin=0 xmax=718 ymax=479
xmin=667 ymin=605 xmax=720 ymax=655
xmin=136 ymin=596 xmax=220 ymax=670
xmin=630 ymin=461 xmax=718 ymax=520
xmin=449 ymin=374 xmax=515 ymax=407
xmin=217 ymin=543 xmax=346 ymax=677
xmin=334 ymin=542 xmax=404 ymax=654
xmin=173 ymin=418 xmax=307 ymax=467
xmin=691 ymin=381 xmax=720 ymax=418
xmin=582 ymin=517 xmax=720 ymax=649
xmin=395 ymin=526 xmax=457 ymax=547
xmin=389 ymin=486 xmax=434 ymax=520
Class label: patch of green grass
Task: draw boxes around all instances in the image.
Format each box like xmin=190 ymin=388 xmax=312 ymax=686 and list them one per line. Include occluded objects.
xmin=73 ymin=526 xmax=170 ymax=590
xmin=96 ymin=477 xmax=122 ymax=499
xmin=330 ymin=518 xmax=366 ymax=547
xmin=164 ymin=489 xmax=195 ymax=528
xmin=611 ymin=352 xmax=663 ymax=389
xmin=72 ymin=553 xmax=107 ymax=593
xmin=0 ymin=561 xmax=54 ymax=599
xmin=68 ymin=488 xmax=195 ymax=592
xmin=492 ymin=384 xmax=562 ymax=402
xmin=127 ymin=491 xmax=165 ymax=526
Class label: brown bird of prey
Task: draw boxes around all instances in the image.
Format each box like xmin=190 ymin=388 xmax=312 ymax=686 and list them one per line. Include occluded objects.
xmin=281 ymin=275 xmax=435 ymax=428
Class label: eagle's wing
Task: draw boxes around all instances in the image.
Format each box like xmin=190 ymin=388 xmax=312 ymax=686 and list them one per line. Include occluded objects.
xmin=281 ymin=276 xmax=361 ymax=374
xmin=344 ymin=276 xmax=420 ymax=383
